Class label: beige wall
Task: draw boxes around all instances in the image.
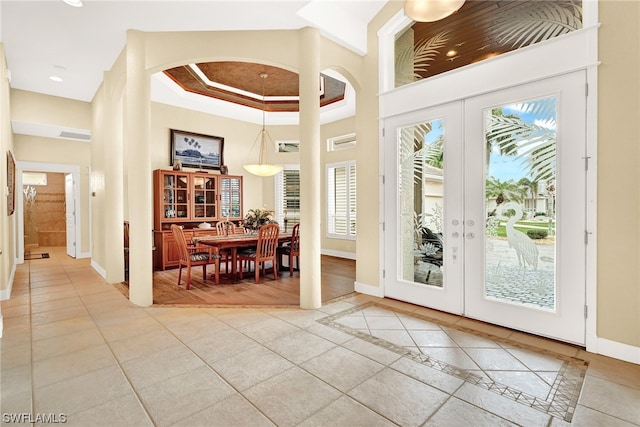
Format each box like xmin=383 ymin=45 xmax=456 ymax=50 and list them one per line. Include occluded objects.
xmin=1 ymin=43 xmax=15 ymax=297
xmin=11 ymin=89 xmax=91 ymax=127
xmin=150 ymin=102 xmax=300 ymax=213
xmin=597 ymin=0 xmax=640 ymax=347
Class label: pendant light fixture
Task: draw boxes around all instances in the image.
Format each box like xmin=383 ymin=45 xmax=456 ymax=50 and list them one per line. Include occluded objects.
xmin=404 ymin=0 xmax=465 ymax=22
xmin=243 ymin=73 xmax=284 ymax=177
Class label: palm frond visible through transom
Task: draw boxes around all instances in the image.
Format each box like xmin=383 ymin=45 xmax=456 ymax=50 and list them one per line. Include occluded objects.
xmin=492 ymin=0 xmax=582 ymax=49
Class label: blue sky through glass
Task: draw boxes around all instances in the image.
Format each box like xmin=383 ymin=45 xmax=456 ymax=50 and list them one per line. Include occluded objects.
xmin=488 ymin=102 xmax=556 ymax=181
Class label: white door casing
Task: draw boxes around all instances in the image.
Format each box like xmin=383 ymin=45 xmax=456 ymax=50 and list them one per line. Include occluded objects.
xmin=65 ymin=173 xmax=77 ymax=258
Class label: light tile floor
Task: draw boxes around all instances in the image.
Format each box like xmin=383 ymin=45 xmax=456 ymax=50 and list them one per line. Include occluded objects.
xmin=1 ymin=247 xmax=640 ymax=426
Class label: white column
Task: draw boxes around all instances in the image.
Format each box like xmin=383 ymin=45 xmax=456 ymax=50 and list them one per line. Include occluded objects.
xmin=103 ymin=71 xmax=125 ymax=284
xmin=125 ymin=30 xmax=153 ymax=307
xmin=298 ymin=27 xmax=322 ymax=309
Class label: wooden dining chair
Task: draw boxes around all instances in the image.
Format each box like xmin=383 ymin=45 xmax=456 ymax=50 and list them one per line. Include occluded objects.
xmin=171 ymin=224 xmax=220 ymax=289
xmin=238 ymin=223 xmax=280 ymax=284
xmin=213 ymin=226 xmax=234 ymax=273
xmin=230 ymin=223 xmax=247 ymax=235
xmin=215 ymin=221 xmax=228 ymax=236
xmin=279 ymin=223 xmax=300 ymax=276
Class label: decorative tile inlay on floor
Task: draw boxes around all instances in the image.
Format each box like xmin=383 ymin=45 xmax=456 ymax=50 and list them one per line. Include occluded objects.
xmin=317 ymin=301 xmax=588 ymax=422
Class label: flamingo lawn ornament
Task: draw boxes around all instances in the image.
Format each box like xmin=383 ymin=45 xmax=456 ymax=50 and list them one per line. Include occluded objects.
xmin=500 ymin=202 xmax=538 ymax=270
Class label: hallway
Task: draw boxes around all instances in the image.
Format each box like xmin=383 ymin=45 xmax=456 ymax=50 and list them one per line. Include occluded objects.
xmin=1 ymin=248 xmax=639 ymax=426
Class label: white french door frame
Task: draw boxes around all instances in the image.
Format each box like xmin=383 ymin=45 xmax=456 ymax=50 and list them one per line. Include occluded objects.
xmin=378 ymin=18 xmax=598 ymax=350
xmin=383 ymin=103 xmax=464 ymax=314
xmin=463 ymin=71 xmax=587 ymax=345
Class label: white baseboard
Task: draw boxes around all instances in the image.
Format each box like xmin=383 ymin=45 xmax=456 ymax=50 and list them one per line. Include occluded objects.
xmin=354 ymin=281 xmax=384 ymax=298
xmin=596 ymin=337 xmax=640 ymax=365
xmin=0 ymin=263 xmax=16 ymax=301
xmin=91 ymin=260 xmax=106 ymax=279
xmin=77 ymin=251 xmax=91 ymax=259
xmin=321 ymin=249 xmax=356 ymax=260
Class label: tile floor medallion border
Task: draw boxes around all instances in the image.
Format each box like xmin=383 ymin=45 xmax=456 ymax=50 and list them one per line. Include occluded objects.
xmin=317 ymin=301 xmax=588 ymax=422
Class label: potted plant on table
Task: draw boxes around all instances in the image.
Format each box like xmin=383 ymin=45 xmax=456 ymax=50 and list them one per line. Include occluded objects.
xmin=243 ymin=208 xmax=277 ymax=231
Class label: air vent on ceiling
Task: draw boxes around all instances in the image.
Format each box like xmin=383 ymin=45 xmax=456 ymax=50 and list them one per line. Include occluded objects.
xmin=59 ymin=130 xmax=91 ymax=141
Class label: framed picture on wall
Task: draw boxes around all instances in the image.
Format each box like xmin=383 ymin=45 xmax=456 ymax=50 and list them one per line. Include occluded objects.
xmin=170 ymin=129 xmax=224 ymax=170
xmin=6 ymin=150 xmax=15 ymax=216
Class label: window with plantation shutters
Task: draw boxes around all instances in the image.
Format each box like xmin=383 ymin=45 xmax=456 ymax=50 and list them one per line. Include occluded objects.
xmin=327 ymin=161 xmax=356 ymax=239
xmin=274 ymin=167 xmax=300 ymax=228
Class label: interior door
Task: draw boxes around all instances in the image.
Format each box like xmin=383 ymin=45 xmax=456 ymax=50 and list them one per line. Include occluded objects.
xmin=464 ymin=71 xmax=587 ymax=345
xmin=383 ymin=72 xmax=587 ymax=344
xmin=65 ymin=173 xmax=76 ymax=258
xmin=383 ymin=102 xmax=464 ymax=314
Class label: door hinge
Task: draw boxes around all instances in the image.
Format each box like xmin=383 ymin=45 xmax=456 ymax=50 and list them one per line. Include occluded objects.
xmin=382 ymin=269 xmax=385 ymax=278
xmin=584 ymin=230 xmax=592 ymax=244
xmin=382 ymin=128 xmax=385 ymax=137
xmin=382 ymin=222 xmax=385 ymax=231
xmin=584 ymin=305 xmax=588 ymax=319
xmin=585 ymin=83 xmax=589 ymax=97
xmin=382 ymin=175 xmax=385 ymax=185
xmin=583 ymin=156 xmax=591 ymax=171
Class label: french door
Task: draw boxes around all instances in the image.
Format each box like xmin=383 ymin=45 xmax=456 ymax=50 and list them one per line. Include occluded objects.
xmin=383 ymin=72 xmax=587 ymax=344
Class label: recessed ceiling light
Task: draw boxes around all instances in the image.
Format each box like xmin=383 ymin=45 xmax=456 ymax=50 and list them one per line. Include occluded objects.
xmin=49 ymin=76 xmax=64 ymax=82
xmin=446 ymin=50 xmax=458 ymax=57
xmin=63 ymin=0 xmax=83 ymax=7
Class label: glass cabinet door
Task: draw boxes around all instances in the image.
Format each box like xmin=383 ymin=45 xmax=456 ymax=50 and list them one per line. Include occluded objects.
xmin=162 ymin=173 xmax=190 ymax=220
xmin=220 ymin=176 xmax=242 ymax=219
xmin=192 ymin=174 xmax=218 ymax=220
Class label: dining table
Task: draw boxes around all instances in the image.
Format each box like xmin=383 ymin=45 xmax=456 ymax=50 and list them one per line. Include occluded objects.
xmin=194 ymin=231 xmax=293 ymax=282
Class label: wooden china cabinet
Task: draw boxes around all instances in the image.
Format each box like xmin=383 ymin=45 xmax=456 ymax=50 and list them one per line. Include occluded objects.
xmin=152 ymin=169 xmax=243 ymax=270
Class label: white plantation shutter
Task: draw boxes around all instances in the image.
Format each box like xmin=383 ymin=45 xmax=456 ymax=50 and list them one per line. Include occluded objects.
xmin=327 ymin=161 xmax=356 ymax=239
xmin=275 ymin=167 xmax=300 ymax=226
xmin=349 ymin=163 xmax=356 ymax=236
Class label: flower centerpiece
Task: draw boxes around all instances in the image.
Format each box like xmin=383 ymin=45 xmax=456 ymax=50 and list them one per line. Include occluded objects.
xmin=243 ymin=208 xmax=277 ymax=230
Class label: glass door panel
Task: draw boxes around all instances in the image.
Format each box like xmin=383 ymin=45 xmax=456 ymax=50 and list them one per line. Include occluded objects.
xmin=484 ymin=96 xmax=557 ymax=310
xmin=464 ymin=71 xmax=586 ymax=344
xmin=175 ymin=175 xmax=189 ymax=218
xmin=398 ymin=120 xmax=445 ymax=287
xmin=384 ymin=102 xmax=463 ymax=314
xmin=193 ymin=175 xmax=217 ymax=220
xmin=162 ymin=173 xmax=189 ymax=220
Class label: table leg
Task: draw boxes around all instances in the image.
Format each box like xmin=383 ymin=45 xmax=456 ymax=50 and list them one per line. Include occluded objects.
xmin=231 ymin=247 xmax=238 ymax=283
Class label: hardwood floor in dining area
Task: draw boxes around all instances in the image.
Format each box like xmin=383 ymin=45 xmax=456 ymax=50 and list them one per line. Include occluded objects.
xmin=115 ymin=255 xmax=355 ymax=307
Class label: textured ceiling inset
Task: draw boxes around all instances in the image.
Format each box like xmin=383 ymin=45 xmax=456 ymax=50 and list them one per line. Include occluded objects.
xmin=163 ymin=61 xmax=346 ymax=113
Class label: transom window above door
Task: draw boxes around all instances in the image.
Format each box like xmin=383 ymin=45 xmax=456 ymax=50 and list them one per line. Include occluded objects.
xmin=394 ymin=0 xmax=583 ymax=88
